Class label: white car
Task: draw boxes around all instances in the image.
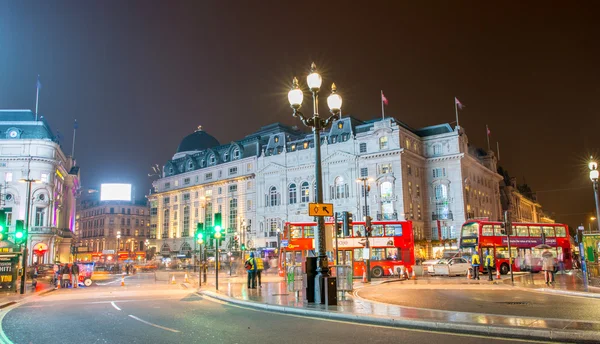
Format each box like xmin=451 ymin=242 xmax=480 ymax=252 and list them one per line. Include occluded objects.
xmin=422 ymin=258 xmax=444 ymax=274
xmin=432 ymin=257 xmax=471 ymax=277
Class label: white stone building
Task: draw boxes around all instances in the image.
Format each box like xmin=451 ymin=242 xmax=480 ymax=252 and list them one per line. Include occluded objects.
xmin=0 ymin=110 xmax=80 ymax=264
xmin=150 ymin=117 xmax=502 ymax=260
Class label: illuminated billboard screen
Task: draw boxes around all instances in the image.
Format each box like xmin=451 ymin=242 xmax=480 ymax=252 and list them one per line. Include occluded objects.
xmin=100 ymin=184 xmax=132 ymax=201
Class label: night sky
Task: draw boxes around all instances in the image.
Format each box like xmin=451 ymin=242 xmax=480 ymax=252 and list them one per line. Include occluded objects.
xmin=0 ymin=1 xmax=598 ymax=228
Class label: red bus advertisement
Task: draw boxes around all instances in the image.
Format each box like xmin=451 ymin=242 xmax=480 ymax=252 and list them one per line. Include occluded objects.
xmin=279 ymin=220 xmax=415 ymax=278
xmin=459 ymin=220 xmax=573 ymax=274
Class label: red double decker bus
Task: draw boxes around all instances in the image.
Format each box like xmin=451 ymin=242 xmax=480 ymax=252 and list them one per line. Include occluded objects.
xmin=279 ymin=220 xmax=415 ymax=278
xmin=459 ymin=220 xmax=573 ymax=274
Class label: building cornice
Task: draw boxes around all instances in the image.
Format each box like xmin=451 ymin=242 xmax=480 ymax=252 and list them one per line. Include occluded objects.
xmin=149 ymin=173 xmax=255 ymax=199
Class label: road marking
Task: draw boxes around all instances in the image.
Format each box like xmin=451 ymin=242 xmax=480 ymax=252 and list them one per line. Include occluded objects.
xmin=201 ymin=294 xmax=555 ymax=343
xmin=128 ymin=315 xmax=180 ymax=333
xmin=111 ymin=302 xmax=121 ymax=311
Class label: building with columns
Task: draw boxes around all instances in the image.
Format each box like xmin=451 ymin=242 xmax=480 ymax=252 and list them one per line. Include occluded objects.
xmin=0 ymin=110 xmax=79 ymax=264
xmin=150 ymin=117 xmax=502 ymax=260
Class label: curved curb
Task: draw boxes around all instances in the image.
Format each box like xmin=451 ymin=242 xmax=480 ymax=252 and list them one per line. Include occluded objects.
xmin=199 ymin=290 xmax=600 ymax=343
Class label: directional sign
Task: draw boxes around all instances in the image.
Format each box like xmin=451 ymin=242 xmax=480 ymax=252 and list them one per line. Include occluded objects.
xmin=281 ymin=240 xmax=289 ymax=248
xmin=308 ymin=203 xmax=334 ymax=217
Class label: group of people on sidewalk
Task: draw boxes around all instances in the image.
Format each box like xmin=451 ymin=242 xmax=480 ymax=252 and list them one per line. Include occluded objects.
xmin=245 ymin=252 xmax=264 ymax=289
xmin=470 ymin=248 xmax=559 ymax=285
xmin=52 ymin=263 xmax=80 ymax=289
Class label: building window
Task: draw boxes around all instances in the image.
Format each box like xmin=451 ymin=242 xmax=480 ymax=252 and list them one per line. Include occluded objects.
xmin=162 ymin=209 xmax=170 ymax=237
xmin=269 ymin=186 xmax=280 ymax=207
xmin=34 ymin=207 xmax=45 ymax=226
xmin=379 ymin=136 xmax=388 ymax=150
xmin=418 ymin=204 xmax=422 ymax=220
xmin=288 ymin=183 xmax=297 ymax=204
xmin=218 ymin=187 xmax=222 ymax=195
xmin=229 ymin=184 xmax=238 ymax=193
xmin=209 ymin=155 xmax=216 ymax=165
xmin=205 ymin=202 xmax=213 ymax=228
xmin=164 ymin=182 xmax=171 ymax=189
xmin=300 ymin=182 xmax=310 ymax=203
xmin=433 ymin=144 xmax=442 ymax=156
xmin=205 ymin=173 xmax=213 ymax=180
xmin=333 ymin=176 xmax=348 ymax=199
xmin=126 ymin=219 xmax=131 ymax=226
xmin=416 ymin=184 xmax=420 ymax=196
xmin=338 ymin=122 xmax=343 ymax=129
xmin=205 ymin=189 xmax=212 ymax=197
xmin=247 ymin=200 xmax=252 ymax=211
xmin=360 ymin=168 xmax=368 ymax=177
xmin=127 ymin=208 xmax=131 ymax=215
xmin=182 ymin=206 xmax=190 ymax=237
xmin=405 ymin=138 xmax=410 ymax=149
xmin=4 ymin=172 xmax=12 ymax=182
xmin=362 ymin=205 xmax=370 ymax=217
xmin=434 ymin=184 xmax=447 ymax=200
xmin=183 ymin=193 xmax=190 ymax=201
xmin=110 ymin=208 xmax=114 ymax=214
xmin=232 ymin=148 xmax=240 ymax=160
xmin=380 ymin=181 xmax=393 ymax=199
xmin=229 ymin=167 xmax=238 ymax=175
xmin=407 ymin=164 xmax=412 ymax=176
xmin=433 ymin=168 xmax=446 ymax=178
xmin=229 ymin=198 xmax=238 ymax=231
xmin=378 ymin=163 xmax=392 ymax=175
xmin=408 ymin=181 xmax=412 ymax=195
xmin=184 ymin=178 xmax=190 ymax=185
xmin=303 ymin=142 xmax=309 ymax=149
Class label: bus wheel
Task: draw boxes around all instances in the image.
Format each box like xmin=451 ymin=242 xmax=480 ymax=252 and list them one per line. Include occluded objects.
xmin=371 ymin=266 xmax=384 ymax=278
xmin=500 ymin=263 xmax=509 ymax=275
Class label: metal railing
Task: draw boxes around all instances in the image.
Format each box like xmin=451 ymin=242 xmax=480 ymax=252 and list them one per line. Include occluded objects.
xmin=432 ymin=211 xmax=454 ymax=220
xmin=376 ymin=212 xmax=398 ymax=220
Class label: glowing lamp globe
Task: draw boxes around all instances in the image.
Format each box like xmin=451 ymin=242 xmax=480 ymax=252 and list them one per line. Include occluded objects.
xmin=306 ymin=62 xmax=322 ymax=91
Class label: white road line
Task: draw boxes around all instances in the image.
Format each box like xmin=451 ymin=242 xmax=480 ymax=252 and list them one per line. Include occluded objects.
xmin=128 ymin=315 xmax=180 ymax=333
xmin=110 ymin=302 xmax=121 ymax=311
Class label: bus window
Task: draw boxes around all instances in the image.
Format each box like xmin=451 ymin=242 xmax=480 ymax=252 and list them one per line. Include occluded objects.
xmin=354 ymin=225 xmax=365 ymax=237
xmin=461 ymin=223 xmax=479 ymax=237
xmin=516 ymin=226 xmax=529 ymax=237
xmin=371 ymin=248 xmax=385 ymax=261
xmin=496 ymin=247 xmax=517 ymax=259
xmin=304 ymin=226 xmax=315 ymax=238
xmin=290 ymin=226 xmax=302 ymax=239
xmin=386 ymin=224 xmax=402 ymax=236
xmin=555 ymin=226 xmax=567 ymax=237
xmin=353 ymin=248 xmax=364 ymax=261
xmin=482 ymin=225 xmax=494 ymax=236
xmin=386 ymin=248 xmax=399 ymax=260
xmin=494 ymin=225 xmax=505 ymax=236
xmin=543 ymin=226 xmax=555 ymax=237
xmin=529 ymin=226 xmax=542 ymax=237
xmin=372 ymin=225 xmax=384 ymax=236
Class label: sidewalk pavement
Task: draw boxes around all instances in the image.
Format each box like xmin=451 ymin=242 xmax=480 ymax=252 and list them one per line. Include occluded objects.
xmin=0 ymin=279 xmax=55 ymax=308
xmin=197 ymin=273 xmax=600 ymax=343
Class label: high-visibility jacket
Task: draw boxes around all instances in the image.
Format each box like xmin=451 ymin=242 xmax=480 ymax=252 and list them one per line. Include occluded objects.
xmin=485 ymin=254 xmax=495 ymax=268
xmin=471 ymin=253 xmax=480 ymax=266
xmin=255 ymin=257 xmax=264 ymax=270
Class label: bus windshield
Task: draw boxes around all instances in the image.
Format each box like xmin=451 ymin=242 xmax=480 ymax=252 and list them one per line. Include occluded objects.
xmin=461 ymin=222 xmax=479 ymax=237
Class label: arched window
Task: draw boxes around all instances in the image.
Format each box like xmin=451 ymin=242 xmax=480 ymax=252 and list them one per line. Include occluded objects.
xmin=208 ymin=154 xmax=216 ymax=165
xmin=333 ymin=176 xmax=348 ymax=199
xmin=288 ymin=183 xmax=297 ymax=204
xmin=232 ymin=147 xmax=240 ymax=160
xmin=434 ymin=184 xmax=447 ymax=200
xmin=269 ymin=186 xmax=279 ymax=207
xmin=301 ymin=182 xmax=310 ymax=203
xmin=380 ymin=181 xmax=393 ymax=199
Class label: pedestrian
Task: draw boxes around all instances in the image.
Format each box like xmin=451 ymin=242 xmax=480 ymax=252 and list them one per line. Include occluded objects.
xmin=471 ymin=250 xmax=481 ymax=280
xmin=254 ymin=255 xmax=265 ymax=288
xmin=557 ymin=250 xmax=565 ymax=273
xmin=71 ymin=263 xmax=80 ymax=288
xmin=126 ymin=264 xmax=130 ymax=275
xmin=484 ymin=250 xmax=495 ymax=281
xmin=62 ymin=264 xmax=71 ymax=288
xmin=53 ymin=263 xmax=60 ymax=288
xmin=542 ymin=250 xmax=554 ymax=285
xmin=245 ymin=253 xmax=257 ymax=289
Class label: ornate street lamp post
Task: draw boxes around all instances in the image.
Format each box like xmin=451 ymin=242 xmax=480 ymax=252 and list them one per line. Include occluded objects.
xmin=588 ymin=158 xmax=600 ymax=232
xmin=287 ymin=62 xmax=342 ymax=303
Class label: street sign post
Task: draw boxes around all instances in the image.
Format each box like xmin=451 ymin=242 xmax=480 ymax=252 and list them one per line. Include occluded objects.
xmin=308 ymin=203 xmax=333 ymax=216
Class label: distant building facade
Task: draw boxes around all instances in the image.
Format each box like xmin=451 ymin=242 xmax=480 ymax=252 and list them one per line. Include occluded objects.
xmin=499 ymin=176 xmax=555 ymax=224
xmin=75 ymin=189 xmax=150 ymax=262
xmin=0 ymin=110 xmax=80 ymax=264
xmin=149 ymin=117 xmax=502 ymax=260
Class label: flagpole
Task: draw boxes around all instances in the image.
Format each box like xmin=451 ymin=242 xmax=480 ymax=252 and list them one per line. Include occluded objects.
xmin=497 ymin=141 xmax=501 ymax=161
xmin=72 ymin=120 xmax=77 ymax=160
xmin=35 ymin=75 xmax=40 ymax=121
xmin=381 ymin=90 xmax=385 ymax=119
xmin=454 ymin=98 xmax=459 ymax=129
xmin=486 ymin=125 xmax=491 ymax=151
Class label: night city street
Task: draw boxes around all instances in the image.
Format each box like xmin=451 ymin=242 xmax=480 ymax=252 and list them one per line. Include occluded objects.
xmin=1 ymin=1 xmax=600 ymax=343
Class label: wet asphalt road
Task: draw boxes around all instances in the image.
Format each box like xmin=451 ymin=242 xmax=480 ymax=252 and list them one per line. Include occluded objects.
xmin=0 ymin=273 xmax=556 ymax=344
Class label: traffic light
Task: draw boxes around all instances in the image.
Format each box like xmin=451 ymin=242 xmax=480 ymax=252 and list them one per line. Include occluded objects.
xmin=0 ymin=210 xmax=6 ymax=241
xmin=342 ymin=212 xmax=353 ymax=237
xmin=15 ymin=220 xmax=25 ymax=244
xmin=196 ymin=223 xmax=204 ymax=244
xmin=240 ymin=243 xmax=246 ymax=251
xmin=365 ymin=215 xmax=372 ymax=237
xmin=213 ymin=213 xmax=223 ymax=243
xmin=233 ymin=235 xmax=239 ymax=249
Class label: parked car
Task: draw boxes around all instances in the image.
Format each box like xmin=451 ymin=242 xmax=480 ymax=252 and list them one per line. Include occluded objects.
xmin=432 ymin=257 xmax=471 ymax=277
xmin=422 ymin=258 xmax=445 ymax=274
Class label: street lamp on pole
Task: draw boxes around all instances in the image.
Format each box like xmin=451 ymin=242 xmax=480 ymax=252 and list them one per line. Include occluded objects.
xmin=588 ymin=157 xmax=600 ymax=233
xmin=17 ymin=177 xmax=41 ymax=294
xmin=287 ymin=62 xmax=342 ymax=303
xmin=356 ymin=177 xmax=373 ymax=282
xmin=116 ymin=231 xmax=121 ymax=252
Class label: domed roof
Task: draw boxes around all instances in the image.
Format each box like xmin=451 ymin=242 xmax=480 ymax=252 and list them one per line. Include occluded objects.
xmin=177 ymin=126 xmax=220 ymax=153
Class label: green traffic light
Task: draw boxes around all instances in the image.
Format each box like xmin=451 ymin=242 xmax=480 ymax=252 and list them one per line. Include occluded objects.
xmin=0 ymin=225 xmax=4 ymax=232
xmin=15 ymin=231 xmax=23 ymax=239
xmin=196 ymin=232 xmax=203 ymax=239
xmin=214 ymin=225 xmax=222 ymax=233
